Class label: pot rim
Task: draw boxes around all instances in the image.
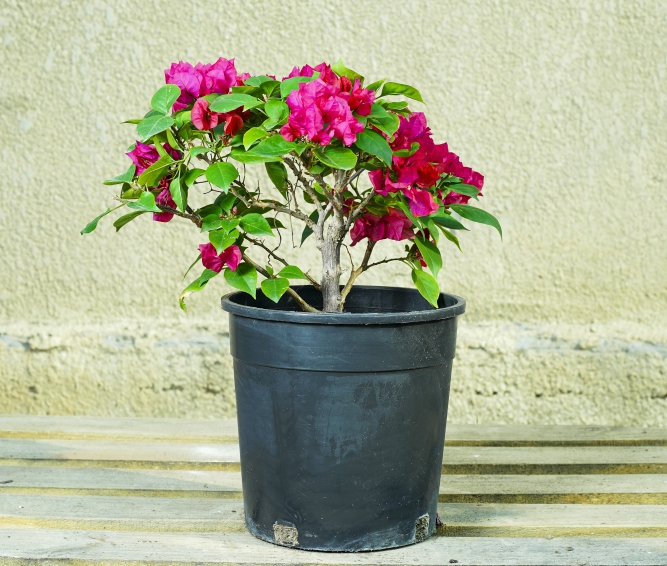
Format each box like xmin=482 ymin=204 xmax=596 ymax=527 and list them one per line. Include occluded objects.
xmin=221 ymin=285 xmax=465 ymax=325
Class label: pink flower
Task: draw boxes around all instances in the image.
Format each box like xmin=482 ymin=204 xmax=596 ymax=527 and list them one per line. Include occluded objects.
xmin=235 ymin=72 xmax=252 ymax=86
xmin=198 ymin=243 xmax=242 ymax=273
xmin=280 ymin=78 xmax=363 ymax=146
xmin=285 ymin=64 xmax=315 ymax=79
xmin=350 ymin=209 xmax=413 ymax=246
xmin=404 ymin=188 xmax=439 ymax=217
xmin=165 ymin=61 xmax=201 ymax=112
xmin=165 ymin=58 xmax=240 ymax=112
xmin=191 ymin=99 xmax=220 ymax=131
xmin=126 ymin=141 xmax=181 ymax=175
xmin=153 ymin=185 xmax=176 ymax=223
xmin=339 ymin=78 xmax=375 ymax=116
xmin=222 ymin=112 xmax=244 ymax=136
xmin=195 ymin=58 xmax=238 ymax=96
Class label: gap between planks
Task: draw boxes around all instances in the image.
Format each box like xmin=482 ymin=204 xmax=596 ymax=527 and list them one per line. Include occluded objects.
xmin=1 ymin=531 xmax=666 ymax=565
xmin=1 ymin=417 xmax=666 ymax=446
xmin=1 ymin=496 xmax=667 ymax=538
xmin=2 ymin=468 xmax=667 ymax=504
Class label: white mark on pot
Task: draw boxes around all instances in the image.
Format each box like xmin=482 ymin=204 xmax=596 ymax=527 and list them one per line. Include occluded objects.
xmin=273 ymin=522 xmax=298 ymax=546
xmin=414 ymin=514 xmax=429 ymax=542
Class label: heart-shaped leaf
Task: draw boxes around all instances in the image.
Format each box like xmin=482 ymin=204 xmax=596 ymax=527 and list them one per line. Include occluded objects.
xmin=205 ymin=162 xmax=239 ymax=192
xmin=261 ymin=277 xmax=290 ymax=303
xmin=210 ymin=93 xmax=263 ymax=113
xmin=240 ymin=213 xmax=274 ymax=237
xmin=314 ymin=146 xmax=357 ymax=170
xmin=127 ymin=191 xmax=162 ymax=213
xmin=137 ymin=115 xmax=175 ymax=141
xmin=411 ymin=269 xmax=440 ymax=308
xmin=224 ymin=263 xmax=257 ymax=298
xmin=354 ymin=130 xmax=392 ymax=166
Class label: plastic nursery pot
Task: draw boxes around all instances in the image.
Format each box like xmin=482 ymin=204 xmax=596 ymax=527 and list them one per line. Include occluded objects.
xmin=221 ymin=285 xmax=465 ymax=552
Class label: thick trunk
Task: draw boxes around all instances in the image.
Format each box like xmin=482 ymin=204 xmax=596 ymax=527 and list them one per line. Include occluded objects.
xmin=321 ymin=215 xmax=344 ymax=312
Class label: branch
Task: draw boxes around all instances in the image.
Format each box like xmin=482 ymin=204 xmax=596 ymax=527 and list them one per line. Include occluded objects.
xmin=230 ymin=183 xmax=316 ymax=228
xmin=345 ymin=189 xmax=376 ymax=232
xmin=243 ymin=235 xmax=321 ymax=291
xmin=242 ymin=253 xmax=320 ymax=313
xmin=284 ymin=157 xmax=323 ymax=216
xmin=340 ymin=244 xmax=409 ymax=306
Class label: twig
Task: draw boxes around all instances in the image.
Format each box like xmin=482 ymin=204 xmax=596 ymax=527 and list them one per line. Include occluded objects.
xmin=242 ymin=253 xmax=320 ymax=313
xmin=231 ymin=183 xmax=316 ymax=228
xmin=284 ymin=157 xmax=323 ymax=216
xmin=243 ymin=235 xmax=321 ymax=291
xmin=345 ymin=189 xmax=376 ymax=232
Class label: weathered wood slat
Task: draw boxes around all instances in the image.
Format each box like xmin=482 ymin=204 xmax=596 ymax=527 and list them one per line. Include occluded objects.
xmin=1 ymin=494 xmax=666 ymax=537
xmin=2 ymin=439 xmax=666 ymax=474
xmin=2 ymin=467 xmax=667 ymax=504
xmin=1 ymin=416 xmax=666 ymax=446
xmin=1 ymin=529 xmax=666 ymax=565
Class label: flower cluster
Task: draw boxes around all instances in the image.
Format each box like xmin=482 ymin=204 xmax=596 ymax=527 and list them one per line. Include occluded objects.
xmin=369 ymin=112 xmax=484 ymax=217
xmin=280 ymin=63 xmax=374 ymax=147
xmin=166 ymin=58 xmax=250 ymax=135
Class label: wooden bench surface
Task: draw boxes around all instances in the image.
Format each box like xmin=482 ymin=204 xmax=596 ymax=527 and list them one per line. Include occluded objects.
xmin=0 ymin=417 xmax=666 ymax=565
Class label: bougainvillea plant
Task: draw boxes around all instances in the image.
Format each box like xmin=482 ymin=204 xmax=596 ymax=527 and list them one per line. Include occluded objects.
xmin=83 ymin=58 xmax=501 ymax=313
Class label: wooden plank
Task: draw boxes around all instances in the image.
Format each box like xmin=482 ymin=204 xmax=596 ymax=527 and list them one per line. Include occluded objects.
xmin=2 ymin=467 xmax=667 ymax=504
xmin=1 ymin=529 xmax=666 ymax=564
xmin=1 ymin=494 xmax=667 ymax=537
xmin=1 ymin=416 xmax=666 ymax=446
xmin=1 ymin=439 xmax=666 ymax=474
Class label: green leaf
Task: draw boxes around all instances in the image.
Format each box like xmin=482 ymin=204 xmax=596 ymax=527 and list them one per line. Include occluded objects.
xmin=240 ymin=213 xmax=274 ymax=237
xmin=252 ymin=135 xmax=296 ymax=157
xmin=365 ymin=78 xmax=386 ymax=91
xmin=411 ymin=269 xmax=440 ymax=308
xmin=354 ymin=130 xmax=392 ymax=166
xmin=199 ymin=268 xmax=219 ymax=286
xmin=441 ymin=228 xmax=462 ymax=252
xmin=244 ymin=75 xmax=275 ymax=88
xmin=301 ymin=210 xmax=319 ymax=246
xmin=383 ymin=101 xmax=409 ymax=111
xmin=182 ymin=168 xmax=206 ymax=187
xmin=81 ymin=204 xmax=124 ymax=234
xmin=379 ymin=81 xmax=424 ymax=104
xmin=137 ymin=115 xmax=175 ymax=140
xmin=104 ymin=165 xmax=136 ymax=186
xmin=205 ymin=162 xmax=239 ymax=192
xmin=174 ymin=110 xmax=191 ymax=129
xmin=264 ymin=99 xmax=290 ymax=126
xmin=209 ymin=229 xmax=239 ymax=254
xmin=122 ymin=119 xmax=142 ymax=125
xmin=368 ymin=104 xmax=400 ymax=137
xmin=395 ymin=200 xmax=421 ymax=233
xmin=450 ymin=205 xmax=502 ymax=238
xmin=210 ymin=93 xmax=263 ymax=113
xmin=243 ymin=127 xmax=269 ymax=151
xmin=278 ymin=265 xmax=309 ymax=280
xmin=414 ymin=235 xmax=442 ymax=277
xmin=446 ymin=183 xmax=479 ymax=200
xmin=189 ymin=146 xmax=210 ymax=157
xmin=216 ymin=193 xmax=237 ymax=214
xmin=431 ymin=212 xmax=468 ymax=231
xmin=127 ymin=191 xmax=162 ymax=213
xmin=331 ymin=58 xmax=363 ymax=82
xmin=179 ymin=274 xmax=210 ymax=311
xmin=426 ymin=219 xmax=440 ymax=244
xmin=280 ymin=74 xmax=318 ymax=98
xmin=393 ymin=142 xmax=420 ymax=158
xmin=151 ymin=84 xmax=181 ymax=115
xmin=200 ymin=214 xmax=222 ymax=232
xmin=224 ymin=263 xmax=257 ymax=298
xmin=113 ymin=211 xmax=146 ymax=232
xmin=137 ymin=154 xmax=174 ymax=187
xmin=261 ymin=277 xmax=290 ymax=303
xmin=220 ymin=218 xmax=240 ymax=232
xmin=169 ymin=176 xmax=187 ymax=212
xmin=182 ymin=253 xmax=202 ymax=281
xmin=314 ymin=146 xmax=357 ymax=170
xmin=229 ymin=148 xmax=281 ymax=164
xmin=165 ymin=128 xmax=179 ymax=151
xmin=265 ymin=161 xmax=288 ymax=196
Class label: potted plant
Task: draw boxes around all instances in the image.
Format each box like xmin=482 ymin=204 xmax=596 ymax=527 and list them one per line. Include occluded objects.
xmin=83 ymin=58 xmax=501 ymax=551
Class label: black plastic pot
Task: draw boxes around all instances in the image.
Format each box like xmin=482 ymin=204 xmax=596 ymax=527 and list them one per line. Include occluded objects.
xmin=221 ymin=285 xmax=465 ymax=552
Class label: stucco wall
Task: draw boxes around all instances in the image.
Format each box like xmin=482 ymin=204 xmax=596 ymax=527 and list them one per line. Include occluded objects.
xmin=0 ymin=0 xmax=665 ymax=424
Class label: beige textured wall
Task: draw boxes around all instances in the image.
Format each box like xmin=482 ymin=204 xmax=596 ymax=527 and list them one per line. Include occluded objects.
xmin=0 ymin=0 xmax=665 ymax=424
